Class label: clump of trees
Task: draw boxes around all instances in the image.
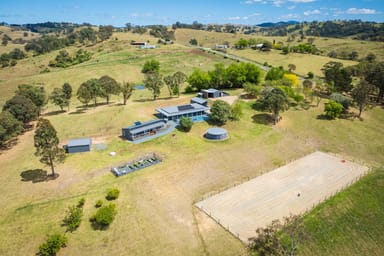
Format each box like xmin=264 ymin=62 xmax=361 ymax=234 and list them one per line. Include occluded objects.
xmin=0 ymin=48 xmax=27 ymax=67
xmin=49 ymin=83 xmax=72 ymax=111
xmin=49 ymin=49 xmax=91 ymax=68
xmin=187 ymin=62 xmax=262 ymax=92
xmin=38 ymin=233 xmax=68 ymax=256
xmin=25 ymin=25 xmax=113 ymax=55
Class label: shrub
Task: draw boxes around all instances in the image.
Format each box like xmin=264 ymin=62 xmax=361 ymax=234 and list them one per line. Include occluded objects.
xmin=77 ymin=198 xmax=85 ymax=208
xmin=179 ymin=116 xmax=193 ymax=132
xmin=38 ymin=233 xmax=67 ymax=256
xmin=209 ymin=100 xmax=231 ymax=126
xmin=95 ymin=200 xmax=103 ymax=208
xmin=106 ymin=188 xmax=120 ymax=200
xmin=329 ymin=92 xmax=351 ymax=109
xmin=324 ymin=100 xmax=343 ymax=119
xmin=62 ymin=205 xmax=83 ymax=232
xmin=91 ymin=203 xmax=117 ymax=227
xmin=230 ymin=100 xmax=244 ymax=121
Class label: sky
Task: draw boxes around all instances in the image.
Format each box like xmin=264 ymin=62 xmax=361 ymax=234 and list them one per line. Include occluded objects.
xmin=1 ymin=0 xmax=383 ymax=26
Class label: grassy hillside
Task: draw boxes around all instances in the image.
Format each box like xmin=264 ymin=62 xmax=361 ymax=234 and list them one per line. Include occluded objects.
xmin=174 ymin=28 xmax=384 ymax=76
xmin=0 ymin=30 xmax=383 ymax=256
xmin=300 ymin=168 xmax=384 ymax=256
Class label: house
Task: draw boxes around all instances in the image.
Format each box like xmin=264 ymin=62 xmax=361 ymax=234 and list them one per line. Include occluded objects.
xmin=156 ymin=103 xmax=209 ymax=122
xmin=201 ymin=88 xmax=227 ymax=98
xmin=141 ymin=45 xmax=156 ymax=49
xmin=214 ymin=44 xmax=229 ymax=50
xmin=122 ymin=119 xmax=167 ymax=141
xmin=65 ymin=138 xmax=92 ymax=153
xmin=131 ymin=41 xmax=147 ymax=46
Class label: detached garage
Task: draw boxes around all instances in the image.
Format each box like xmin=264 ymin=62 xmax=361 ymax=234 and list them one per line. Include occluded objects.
xmin=65 ymin=138 xmax=92 ymax=153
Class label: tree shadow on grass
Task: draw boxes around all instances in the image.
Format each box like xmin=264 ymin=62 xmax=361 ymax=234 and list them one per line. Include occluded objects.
xmin=43 ymin=110 xmax=66 ymax=116
xmin=252 ymin=113 xmax=273 ymax=125
xmin=90 ymin=221 xmax=110 ymax=231
xmin=20 ymin=169 xmax=59 ymax=183
xmin=68 ymin=109 xmax=86 ymax=115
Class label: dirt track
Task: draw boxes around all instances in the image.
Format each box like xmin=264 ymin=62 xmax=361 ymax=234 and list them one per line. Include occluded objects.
xmin=195 ymin=151 xmax=369 ymax=243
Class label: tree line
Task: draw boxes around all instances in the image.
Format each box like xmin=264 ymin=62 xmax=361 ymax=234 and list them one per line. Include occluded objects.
xmin=24 ymin=25 xmax=113 ymax=55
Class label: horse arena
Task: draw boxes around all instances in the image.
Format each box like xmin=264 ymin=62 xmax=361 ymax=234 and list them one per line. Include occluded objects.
xmin=195 ymin=151 xmax=369 ymax=242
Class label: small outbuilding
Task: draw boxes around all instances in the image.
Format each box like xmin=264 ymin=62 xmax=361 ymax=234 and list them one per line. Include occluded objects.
xmin=191 ymin=97 xmax=208 ymax=106
xmin=205 ymin=127 xmax=228 ymax=140
xmin=201 ymin=88 xmax=228 ymax=98
xmin=65 ymin=138 xmax=92 ymax=153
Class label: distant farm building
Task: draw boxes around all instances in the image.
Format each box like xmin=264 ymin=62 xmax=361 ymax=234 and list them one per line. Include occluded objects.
xmin=122 ymin=119 xmax=167 ymax=141
xmin=201 ymin=88 xmax=229 ymax=98
xmin=156 ymin=103 xmax=209 ymax=122
xmin=65 ymin=138 xmax=92 ymax=153
xmin=131 ymin=41 xmax=147 ymax=46
xmin=214 ymin=44 xmax=229 ymax=50
xmin=141 ymin=45 xmax=156 ymax=49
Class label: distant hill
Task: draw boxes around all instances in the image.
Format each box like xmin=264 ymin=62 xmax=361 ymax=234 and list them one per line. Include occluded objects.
xmin=256 ymin=20 xmax=299 ymax=28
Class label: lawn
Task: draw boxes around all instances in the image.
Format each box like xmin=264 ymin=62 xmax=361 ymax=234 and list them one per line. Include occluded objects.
xmin=0 ymin=30 xmax=383 ymax=256
xmin=299 ymin=168 xmax=384 ymax=256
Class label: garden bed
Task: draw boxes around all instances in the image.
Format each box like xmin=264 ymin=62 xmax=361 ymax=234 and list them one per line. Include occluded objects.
xmin=111 ymin=153 xmax=162 ymax=177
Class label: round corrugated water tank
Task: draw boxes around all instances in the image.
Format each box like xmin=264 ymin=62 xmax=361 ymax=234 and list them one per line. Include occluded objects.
xmin=205 ymin=127 xmax=228 ymax=140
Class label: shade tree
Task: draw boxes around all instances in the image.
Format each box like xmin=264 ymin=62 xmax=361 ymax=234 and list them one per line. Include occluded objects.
xmin=49 ymin=88 xmax=69 ymax=111
xmin=15 ymin=84 xmax=47 ymax=116
xmin=3 ymin=95 xmax=38 ymax=123
xmin=0 ymin=111 xmax=23 ymax=146
xmin=34 ymin=118 xmax=65 ymax=177
xmin=209 ymin=100 xmax=231 ymax=126
xmin=351 ymin=79 xmax=374 ymax=118
xmin=144 ymin=73 xmax=164 ymax=100
xmin=98 ymin=75 xmax=120 ymax=104
xmin=259 ymin=87 xmax=289 ymax=124
xmin=120 ymin=81 xmax=135 ymax=105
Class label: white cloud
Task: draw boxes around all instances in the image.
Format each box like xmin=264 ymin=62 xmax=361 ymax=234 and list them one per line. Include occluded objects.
xmin=288 ymin=6 xmax=296 ymax=10
xmin=289 ymin=0 xmax=316 ymax=3
xmin=228 ymin=16 xmax=241 ymax=20
xmin=273 ymin=0 xmax=285 ymax=7
xmin=130 ymin=12 xmax=153 ymax=18
xmin=304 ymin=9 xmax=321 ymax=16
xmin=280 ymin=13 xmax=300 ymax=19
xmin=346 ymin=8 xmax=377 ymax=14
xmin=244 ymin=0 xmax=267 ymax=4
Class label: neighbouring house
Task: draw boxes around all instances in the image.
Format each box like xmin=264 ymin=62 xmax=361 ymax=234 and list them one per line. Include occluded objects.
xmin=201 ymin=88 xmax=228 ymax=98
xmin=156 ymin=103 xmax=209 ymax=122
xmin=141 ymin=45 xmax=156 ymax=49
xmin=131 ymin=41 xmax=147 ymax=46
xmin=122 ymin=119 xmax=167 ymax=141
xmin=214 ymin=44 xmax=229 ymax=50
xmin=65 ymin=138 xmax=92 ymax=153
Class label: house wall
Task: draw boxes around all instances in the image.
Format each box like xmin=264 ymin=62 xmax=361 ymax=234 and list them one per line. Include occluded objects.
xmin=67 ymin=145 xmax=91 ymax=153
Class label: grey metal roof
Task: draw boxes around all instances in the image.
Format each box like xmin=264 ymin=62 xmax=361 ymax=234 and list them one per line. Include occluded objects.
xmin=124 ymin=119 xmax=166 ymax=134
xmin=191 ymin=97 xmax=207 ymax=105
xmin=206 ymin=127 xmax=227 ymax=136
xmin=156 ymin=103 xmax=209 ymax=117
xmin=202 ymin=88 xmax=220 ymax=93
xmin=67 ymin=138 xmax=92 ymax=147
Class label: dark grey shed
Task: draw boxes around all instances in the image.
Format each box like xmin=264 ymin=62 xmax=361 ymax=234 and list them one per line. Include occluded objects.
xmin=66 ymin=138 xmax=92 ymax=153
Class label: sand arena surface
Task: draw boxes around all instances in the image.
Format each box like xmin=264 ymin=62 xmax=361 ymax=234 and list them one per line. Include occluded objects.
xmin=195 ymin=151 xmax=369 ymax=242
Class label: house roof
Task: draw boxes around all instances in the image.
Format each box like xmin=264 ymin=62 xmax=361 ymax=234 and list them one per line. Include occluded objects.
xmin=156 ymin=103 xmax=209 ymax=117
xmin=67 ymin=138 xmax=92 ymax=147
xmin=202 ymin=88 xmax=220 ymax=93
xmin=124 ymin=119 xmax=167 ymax=134
xmin=191 ymin=97 xmax=207 ymax=105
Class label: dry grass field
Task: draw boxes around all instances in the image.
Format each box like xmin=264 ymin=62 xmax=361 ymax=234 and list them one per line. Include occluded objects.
xmin=0 ymin=29 xmax=383 ymax=256
xmin=196 ymin=151 xmax=369 ymax=242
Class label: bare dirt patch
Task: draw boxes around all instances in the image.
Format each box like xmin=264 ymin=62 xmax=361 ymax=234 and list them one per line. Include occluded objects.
xmin=195 ymin=151 xmax=369 ymax=243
